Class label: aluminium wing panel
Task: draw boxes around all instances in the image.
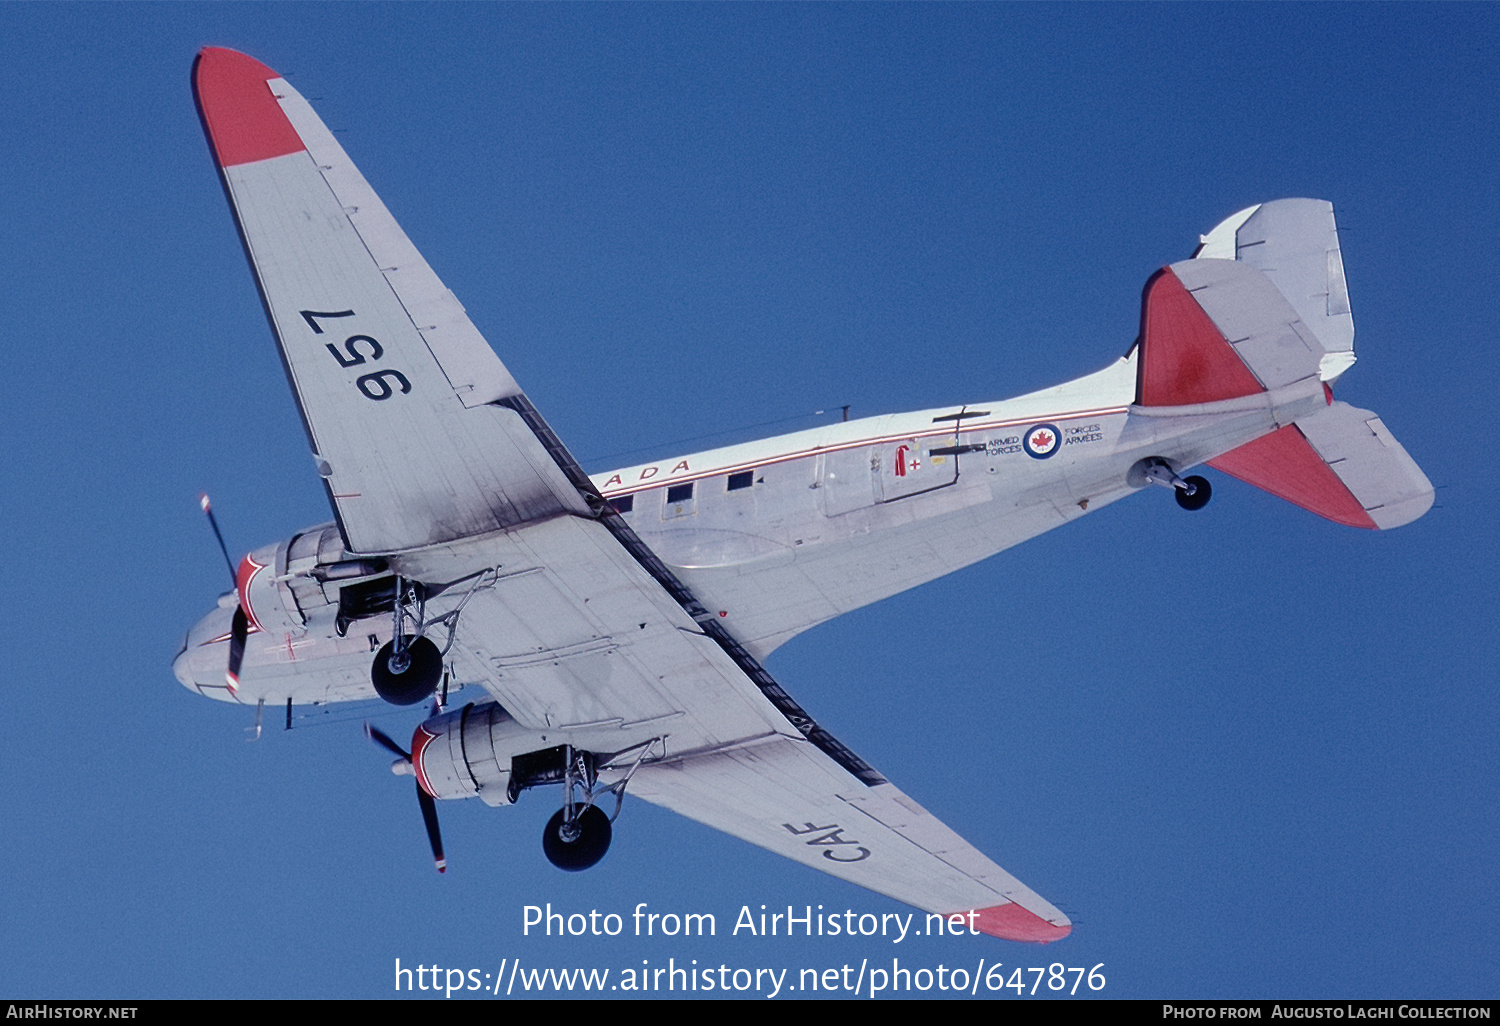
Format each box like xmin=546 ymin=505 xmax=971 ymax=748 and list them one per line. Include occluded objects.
xmin=431 ymin=514 xmax=804 ymax=751
xmin=194 ymin=48 xmax=587 ymax=554
xmin=631 ymin=736 xmax=1072 ymax=943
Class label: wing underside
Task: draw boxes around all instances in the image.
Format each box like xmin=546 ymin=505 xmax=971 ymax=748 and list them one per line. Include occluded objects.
xmin=632 ymin=737 xmax=1072 ymax=943
xmin=195 ymin=47 xmax=586 ymax=554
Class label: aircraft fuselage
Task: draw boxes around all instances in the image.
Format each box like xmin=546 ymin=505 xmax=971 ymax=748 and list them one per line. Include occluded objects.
xmin=174 ymin=347 xmax=1323 ymax=714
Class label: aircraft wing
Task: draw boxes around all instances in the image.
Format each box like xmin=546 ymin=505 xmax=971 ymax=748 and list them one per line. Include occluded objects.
xmin=417 ymin=515 xmax=1072 ymax=941
xmin=194 ymin=48 xmax=588 ymax=554
xmin=399 ymin=509 xmax=1072 ymax=942
xmin=630 ymin=736 xmax=1073 ymax=942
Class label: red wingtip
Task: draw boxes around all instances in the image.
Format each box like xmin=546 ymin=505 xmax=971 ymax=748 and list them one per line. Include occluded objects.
xmin=964 ymin=903 xmax=1073 ymax=944
xmin=193 ymin=47 xmax=305 ymax=168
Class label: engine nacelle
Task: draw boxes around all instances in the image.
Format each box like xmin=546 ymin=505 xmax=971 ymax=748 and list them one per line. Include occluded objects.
xmin=237 ymin=523 xmax=389 ymax=635
xmin=412 ymin=702 xmax=546 ymax=807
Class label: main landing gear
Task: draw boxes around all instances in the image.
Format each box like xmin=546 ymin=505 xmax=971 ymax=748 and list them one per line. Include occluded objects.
xmin=371 ymin=576 xmax=443 ymax=706
xmin=367 ymin=569 xmax=498 ymax=707
xmin=541 ymin=746 xmax=613 ymax=871
xmin=544 ymin=806 xmax=612 ymax=871
xmin=540 ymin=740 xmax=659 ymax=872
xmin=1138 ymin=457 xmax=1212 ymax=512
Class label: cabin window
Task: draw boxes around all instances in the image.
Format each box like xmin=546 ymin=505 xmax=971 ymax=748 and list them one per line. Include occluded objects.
xmin=609 ymin=494 xmax=634 ymax=514
xmin=727 ymin=471 xmax=753 ymax=491
xmin=666 ymin=483 xmax=694 ymax=504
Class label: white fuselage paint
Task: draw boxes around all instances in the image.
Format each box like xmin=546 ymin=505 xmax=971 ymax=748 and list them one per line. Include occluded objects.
xmin=174 ymin=346 xmax=1324 ymax=709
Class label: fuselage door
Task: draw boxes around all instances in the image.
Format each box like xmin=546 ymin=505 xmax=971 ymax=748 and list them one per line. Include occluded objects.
xmin=819 ymin=446 xmax=877 ymax=516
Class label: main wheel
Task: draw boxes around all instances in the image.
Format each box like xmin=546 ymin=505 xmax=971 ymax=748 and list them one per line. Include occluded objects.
xmin=1175 ymin=475 xmax=1212 ymax=511
xmin=371 ymin=636 xmax=442 ymax=706
xmin=542 ymin=805 xmax=612 ymax=871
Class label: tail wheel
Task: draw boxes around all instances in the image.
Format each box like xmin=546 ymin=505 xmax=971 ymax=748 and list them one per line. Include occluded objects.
xmin=543 ymin=805 xmax=612 ymax=871
xmin=371 ymin=636 xmax=442 ymax=706
xmin=1175 ymin=475 xmax=1212 ymax=511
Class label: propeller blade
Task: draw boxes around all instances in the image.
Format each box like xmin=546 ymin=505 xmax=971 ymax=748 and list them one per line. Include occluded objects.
xmin=226 ymin=605 xmax=248 ymax=687
xmin=364 ymin=722 xmax=410 ymax=760
xmin=363 ymin=721 xmax=446 ymax=872
xmin=200 ymin=493 xmax=237 ymax=587
xmin=417 ymin=784 xmax=447 ymax=873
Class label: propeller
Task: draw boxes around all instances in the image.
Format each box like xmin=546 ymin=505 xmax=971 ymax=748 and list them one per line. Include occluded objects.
xmin=365 ymin=721 xmax=447 ymax=873
xmin=200 ymin=495 xmax=251 ymax=688
xmin=199 ymin=494 xmax=237 ymax=582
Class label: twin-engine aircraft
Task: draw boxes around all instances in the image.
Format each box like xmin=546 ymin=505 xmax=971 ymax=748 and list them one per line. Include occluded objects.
xmin=176 ymin=47 xmax=1433 ymax=944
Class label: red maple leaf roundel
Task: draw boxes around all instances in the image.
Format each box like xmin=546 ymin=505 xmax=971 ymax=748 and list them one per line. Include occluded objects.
xmin=1032 ymin=429 xmax=1053 ymax=449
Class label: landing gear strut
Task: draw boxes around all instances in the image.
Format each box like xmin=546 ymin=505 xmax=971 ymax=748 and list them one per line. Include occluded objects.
xmin=542 ymin=745 xmax=612 ymax=871
xmin=1138 ymin=458 xmax=1212 ymax=512
xmin=371 ymin=575 xmax=442 ymax=705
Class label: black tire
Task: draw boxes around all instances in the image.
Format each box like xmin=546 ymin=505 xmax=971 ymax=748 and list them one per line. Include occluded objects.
xmin=371 ymin=636 xmax=442 ymax=706
xmin=1175 ymin=475 xmax=1212 ymax=511
xmin=542 ymin=805 xmax=612 ymax=871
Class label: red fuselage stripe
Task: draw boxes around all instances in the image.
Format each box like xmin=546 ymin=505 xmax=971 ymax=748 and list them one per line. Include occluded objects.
xmin=598 ymin=405 xmax=1131 ymax=498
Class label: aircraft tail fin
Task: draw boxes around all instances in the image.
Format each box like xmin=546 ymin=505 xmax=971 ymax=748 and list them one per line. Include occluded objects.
xmin=1135 ymin=199 xmax=1431 ymax=529
xmin=1136 ymin=198 xmax=1357 ymax=409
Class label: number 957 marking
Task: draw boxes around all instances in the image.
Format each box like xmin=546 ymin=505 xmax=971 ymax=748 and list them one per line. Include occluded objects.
xmin=299 ymin=309 xmax=412 ymax=401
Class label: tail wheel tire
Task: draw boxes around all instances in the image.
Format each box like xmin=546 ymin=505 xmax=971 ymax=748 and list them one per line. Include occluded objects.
xmin=543 ymin=805 xmax=612 ymax=871
xmin=1175 ymin=475 xmax=1212 ymax=512
xmin=371 ymin=636 xmax=442 ymax=706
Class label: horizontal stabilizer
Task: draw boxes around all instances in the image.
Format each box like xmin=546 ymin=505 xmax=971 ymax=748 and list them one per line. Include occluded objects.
xmin=1208 ymin=401 xmax=1433 ymax=530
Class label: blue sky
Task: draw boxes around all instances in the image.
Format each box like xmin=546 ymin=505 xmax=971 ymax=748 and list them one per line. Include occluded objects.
xmin=1 ymin=3 xmax=1495 ymax=1000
